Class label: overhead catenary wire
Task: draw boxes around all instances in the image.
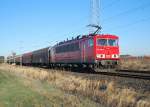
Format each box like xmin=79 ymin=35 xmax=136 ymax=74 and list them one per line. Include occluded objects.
xmin=107 ymin=17 xmax=150 ymax=32
xmin=101 ymin=0 xmax=121 ymax=10
xmin=100 ymin=1 xmax=150 ymax=32
xmin=102 ymin=2 xmax=150 ymax=23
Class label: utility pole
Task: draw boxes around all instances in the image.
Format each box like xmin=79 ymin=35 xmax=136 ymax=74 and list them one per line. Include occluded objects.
xmin=89 ymin=0 xmax=101 ymax=34
xmin=90 ymin=0 xmax=100 ymax=26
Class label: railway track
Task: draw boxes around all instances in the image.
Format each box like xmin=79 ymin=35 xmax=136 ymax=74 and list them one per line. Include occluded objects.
xmin=68 ymin=67 xmax=150 ymax=80
xmin=94 ymin=69 xmax=150 ymax=80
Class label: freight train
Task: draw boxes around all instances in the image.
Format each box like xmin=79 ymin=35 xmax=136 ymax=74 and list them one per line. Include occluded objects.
xmin=7 ymin=34 xmax=119 ymax=70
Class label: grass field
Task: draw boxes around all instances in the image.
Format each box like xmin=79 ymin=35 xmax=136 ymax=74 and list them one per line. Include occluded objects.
xmin=0 ymin=64 xmax=150 ymax=107
xmin=0 ymin=69 xmax=100 ymax=107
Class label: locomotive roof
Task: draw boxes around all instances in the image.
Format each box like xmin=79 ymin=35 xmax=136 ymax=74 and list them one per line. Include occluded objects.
xmin=96 ymin=34 xmax=119 ymax=39
xmin=56 ymin=34 xmax=119 ymax=46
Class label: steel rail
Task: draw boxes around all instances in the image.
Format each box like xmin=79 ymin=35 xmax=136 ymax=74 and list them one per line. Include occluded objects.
xmin=94 ymin=69 xmax=150 ymax=80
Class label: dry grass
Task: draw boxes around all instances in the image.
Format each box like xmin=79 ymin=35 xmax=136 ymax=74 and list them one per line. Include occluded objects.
xmin=119 ymin=57 xmax=150 ymax=71
xmin=0 ymin=64 xmax=150 ymax=107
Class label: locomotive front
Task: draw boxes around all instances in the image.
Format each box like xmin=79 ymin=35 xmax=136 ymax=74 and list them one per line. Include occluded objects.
xmin=94 ymin=34 xmax=119 ymax=68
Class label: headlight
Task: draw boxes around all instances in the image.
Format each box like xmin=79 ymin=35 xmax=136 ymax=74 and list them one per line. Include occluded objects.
xmin=97 ymin=54 xmax=105 ymax=58
xmin=112 ymin=54 xmax=119 ymax=58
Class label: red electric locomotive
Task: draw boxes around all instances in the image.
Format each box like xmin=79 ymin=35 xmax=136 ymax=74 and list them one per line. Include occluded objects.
xmin=49 ymin=33 xmax=119 ymax=68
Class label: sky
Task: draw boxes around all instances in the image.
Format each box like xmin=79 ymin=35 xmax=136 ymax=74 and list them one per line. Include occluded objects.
xmin=0 ymin=0 xmax=150 ymax=56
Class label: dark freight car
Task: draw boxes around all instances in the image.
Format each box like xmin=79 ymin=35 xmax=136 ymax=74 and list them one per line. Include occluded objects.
xmin=0 ymin=56 xmax=4 ymax=63
xmin=15 ymin=55 xmax=21 ymax=65
xmin=32 ymin=47 xmax=49 ymax=66
xmin=22 ymin=53 xmax=32 ymax=65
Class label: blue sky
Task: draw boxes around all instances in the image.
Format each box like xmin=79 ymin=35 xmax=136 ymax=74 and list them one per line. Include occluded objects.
xmin=0 ymin=0 xmax=150 ymax=56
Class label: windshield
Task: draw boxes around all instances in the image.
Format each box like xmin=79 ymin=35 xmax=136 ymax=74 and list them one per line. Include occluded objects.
xmin=108 ymin=39 xmax=118 ymax=46
xmin=97 ymin=39 xmax=118 ymax=46
xmin=97 ymin=39 xmax=107 ymax=46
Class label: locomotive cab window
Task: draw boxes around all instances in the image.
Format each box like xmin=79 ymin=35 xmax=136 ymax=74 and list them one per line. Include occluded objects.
xmin=97 ymin=39 xmax=118 ymax=46
xmin=97 ymin=39 xmax=107 ymax=46
xmin=108 ymin=39 xmax=118 ymax=46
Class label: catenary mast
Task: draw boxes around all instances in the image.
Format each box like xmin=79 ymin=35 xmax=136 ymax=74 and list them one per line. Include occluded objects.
xmin=89 ymin=0 xmax=101 ymax=34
